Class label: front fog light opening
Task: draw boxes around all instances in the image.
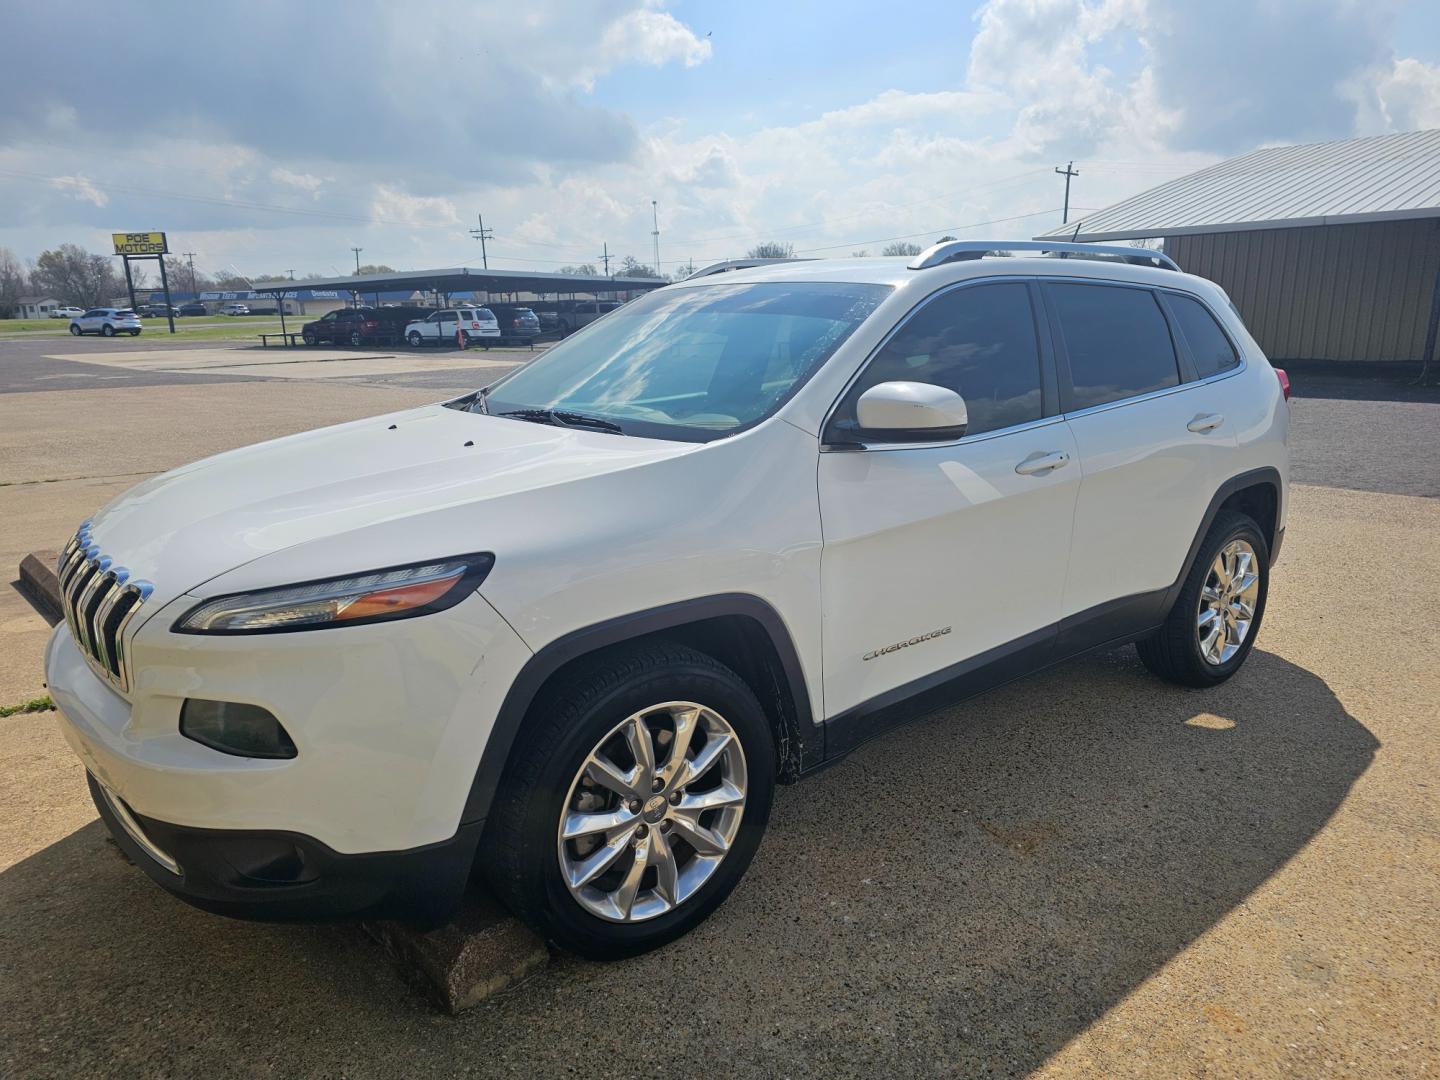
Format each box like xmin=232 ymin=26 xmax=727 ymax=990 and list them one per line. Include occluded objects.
xmin=181 ymin=699 xmax=297 ymax=759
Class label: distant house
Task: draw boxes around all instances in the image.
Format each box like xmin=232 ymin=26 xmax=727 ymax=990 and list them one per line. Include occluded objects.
xmin=15 ymin=296 xmax=61 ymax=319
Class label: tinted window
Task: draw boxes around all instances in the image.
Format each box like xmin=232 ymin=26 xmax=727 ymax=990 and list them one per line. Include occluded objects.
xmin=476 ymin=308 xmax=495 ymax=320
xmin=1050 ymin=283 xmax=1178 ymax=410
xmin=1169 ymin=293 xmax=1240 ymax=378
xmin=835 ymin=282 xmax=1043 ymax=437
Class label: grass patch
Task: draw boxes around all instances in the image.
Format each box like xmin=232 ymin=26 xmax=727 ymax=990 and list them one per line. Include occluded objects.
xmin=0 ymin=696 xmax=54 ymax=718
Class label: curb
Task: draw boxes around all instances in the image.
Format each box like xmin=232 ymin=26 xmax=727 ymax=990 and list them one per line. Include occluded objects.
xmin=20 ymin=548 xmax=549 ymax=1011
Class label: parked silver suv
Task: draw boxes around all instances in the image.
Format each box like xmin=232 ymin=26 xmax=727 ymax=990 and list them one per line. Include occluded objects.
xmin=69 ymin=308 xmax=142 ymax=337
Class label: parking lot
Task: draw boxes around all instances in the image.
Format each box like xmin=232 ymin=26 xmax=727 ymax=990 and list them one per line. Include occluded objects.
xmin=1 ymin=337 xmax=1437 ymax=1077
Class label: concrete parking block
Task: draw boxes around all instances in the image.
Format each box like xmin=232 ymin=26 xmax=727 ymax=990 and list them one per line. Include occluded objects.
xmin=362 ymin=895 xmax=549 ymax=1014
xmin=17 ymin=550 xmax=61 ymax=626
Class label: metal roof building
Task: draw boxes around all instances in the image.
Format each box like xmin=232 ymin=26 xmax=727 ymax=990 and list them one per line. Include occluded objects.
xmin=1038 ymin=129 xmax=1440 ymax=370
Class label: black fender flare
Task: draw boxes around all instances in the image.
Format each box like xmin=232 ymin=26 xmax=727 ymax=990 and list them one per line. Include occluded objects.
xmin=1159 ymin=466 xmax=1283 ymax=614
xmin=460 ymin=593 xmax=816 ymax=827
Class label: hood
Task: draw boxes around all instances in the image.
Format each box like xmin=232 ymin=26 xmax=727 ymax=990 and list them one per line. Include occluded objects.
xmin=85 ymin=404 xmax=694 ymax=608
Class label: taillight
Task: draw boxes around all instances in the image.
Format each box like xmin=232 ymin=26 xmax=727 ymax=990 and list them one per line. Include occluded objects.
xmin=512 ymin=319 xmax=520 ymax=326
xmin=1275 ymin=368 xmax=1291 ymax=401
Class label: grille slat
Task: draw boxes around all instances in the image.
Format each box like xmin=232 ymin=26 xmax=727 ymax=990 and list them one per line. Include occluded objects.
xmin=56 ymin=523 xmax=151 ymax=693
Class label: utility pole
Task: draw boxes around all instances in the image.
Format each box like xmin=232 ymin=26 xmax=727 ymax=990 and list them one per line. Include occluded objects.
xmin=183 ymin=251 xmax=197 ymax=294
xmin=651 ymin=200 xmax=661 ymax=277
xmin=351 ymin=247 xmax=363 ymax=274
xmin=1055 ymin=161 xmax=1080 ymax=224
xmin=598 ymin=242 xmax=611 ymax=277
xmin=469 ymin=213 xmax=493 ymax=269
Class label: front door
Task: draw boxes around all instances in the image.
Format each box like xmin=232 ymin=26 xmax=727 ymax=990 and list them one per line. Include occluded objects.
xmin=818 ymin=280 xmax=1080 ymax=723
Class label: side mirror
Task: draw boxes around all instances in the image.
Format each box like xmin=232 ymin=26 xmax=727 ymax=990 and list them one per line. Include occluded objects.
xmin=854 ymin=381 xmax=968 ymax=441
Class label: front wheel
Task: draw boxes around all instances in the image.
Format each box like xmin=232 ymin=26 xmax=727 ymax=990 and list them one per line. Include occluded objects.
xmin=407 ymin=331 xmax=423 ymax=347
xmin=69 ymin=324 xmax=81 ymax=336
xmin=1137 ymin=510 xmax=1269 ymax=687
xmin=483 ymin=642 xmax=775 ymax=959
xmin=349 ymin=331 xmax=363 ymax=346
xmin=130 ymin=330 xmax=141 ymax=336
xmin=101 ymin=324 xmax=115 ymax=337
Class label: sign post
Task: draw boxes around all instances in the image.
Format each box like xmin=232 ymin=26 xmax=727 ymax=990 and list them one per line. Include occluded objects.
xmin=112 ymin=232 xmax=175 ymax=334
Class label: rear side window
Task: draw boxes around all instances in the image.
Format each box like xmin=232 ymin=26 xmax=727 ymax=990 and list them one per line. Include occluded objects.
xmin=1168 ymin=293 xmax=1240 ymax=378
xmin=1049 ymin=283 xmax=1179 ymax=411
xmin=837 ymin=281 xmax=1043 ymax=437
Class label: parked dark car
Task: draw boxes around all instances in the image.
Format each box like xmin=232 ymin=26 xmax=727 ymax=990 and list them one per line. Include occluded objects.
xmin=300 ymin=306 xmax=430 ymax=346
xmin=137 ymin=303 xmax=180 ymax=318
xmin=178 ymin=302 xmax=209 ymax=316
xmin=487 ymin=303 xmax=542 ymax=344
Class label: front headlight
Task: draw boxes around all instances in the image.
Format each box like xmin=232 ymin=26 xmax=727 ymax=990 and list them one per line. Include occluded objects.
xmin=174 ymin=554 xmax=494 ymax=634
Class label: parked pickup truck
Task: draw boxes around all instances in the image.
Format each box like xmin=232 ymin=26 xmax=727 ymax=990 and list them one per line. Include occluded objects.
xmin=403 ymin=307 xmax=501 ymax=348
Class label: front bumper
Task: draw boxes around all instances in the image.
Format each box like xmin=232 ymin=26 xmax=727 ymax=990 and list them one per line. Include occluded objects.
xmin=46 ymin=588 xmax=532 ymax=856
xmin=88 ymin=772 xmax=481 ymax=922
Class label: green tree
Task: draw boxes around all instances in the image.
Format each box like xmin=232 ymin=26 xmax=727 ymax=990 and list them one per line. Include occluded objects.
xmin=31 ymin=244 xmax=119 ymax=308
xmin=745 ymin=241 xmax=794 ymax=259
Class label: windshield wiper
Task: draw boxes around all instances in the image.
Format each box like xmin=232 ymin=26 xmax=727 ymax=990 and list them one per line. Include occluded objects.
xmin=497 ymin=408 xmax=624 ymax=434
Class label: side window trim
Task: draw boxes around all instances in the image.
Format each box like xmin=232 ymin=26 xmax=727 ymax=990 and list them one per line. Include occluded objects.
xmin=1039 ymin=277 xmax=1186 ymax=415
xmin=819 ymin=276 xmax=1060 ymax=450
xmin=1155 ymin=288 xmax=1246 ymax=384
xmin=1153 ymin=290 xmax=1202 ymax=384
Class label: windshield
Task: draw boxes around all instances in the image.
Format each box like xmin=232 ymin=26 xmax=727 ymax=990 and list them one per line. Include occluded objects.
xmin=477 ymin=281 xmax=890 ymax=442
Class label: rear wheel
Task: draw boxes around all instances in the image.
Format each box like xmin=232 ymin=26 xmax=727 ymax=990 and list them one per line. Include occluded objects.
xmin=349 ymin=331 xmax=363 ymax=346
xmin=484 ymin=642 xmax=775 ymax=959
xmin=130 ymin=330 xmax=141 ymax=336
xmin=302 ymin=330 xmax=317 ymax=345
xmin=1137 ymin=510 xmax=1269 ymax=687
xmin=101 ymin=324 xmax=115 ymax=337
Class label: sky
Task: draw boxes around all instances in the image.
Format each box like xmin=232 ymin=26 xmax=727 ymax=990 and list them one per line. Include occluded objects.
xmin=3 ymin=0 xmax=1439 ymax=282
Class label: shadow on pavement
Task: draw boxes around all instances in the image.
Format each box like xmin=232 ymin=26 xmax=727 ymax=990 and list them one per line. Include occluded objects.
xmin=0 ymin=647 xmax=1376 ymax=1076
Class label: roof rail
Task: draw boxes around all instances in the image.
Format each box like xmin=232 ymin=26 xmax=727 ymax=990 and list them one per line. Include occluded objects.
xmin=909 ymin=240 xmax=1179 ymax=272
xmin=686 ymin=258 xmax=815 ymax=279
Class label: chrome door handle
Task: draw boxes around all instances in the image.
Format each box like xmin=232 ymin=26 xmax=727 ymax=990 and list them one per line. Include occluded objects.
xmin=1187 ymin=412 xmax=1225 ymax=433
xmin=1014 ymin=450 xmax=1071 ymax=476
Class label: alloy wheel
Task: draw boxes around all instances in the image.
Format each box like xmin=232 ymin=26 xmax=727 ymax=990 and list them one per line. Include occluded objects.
xmin=1197 ymin=538 xmax=1260 ymax=665
xmin=557 ymin=701 xmax=747 ymax=923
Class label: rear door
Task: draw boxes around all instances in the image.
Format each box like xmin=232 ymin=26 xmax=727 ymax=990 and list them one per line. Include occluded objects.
xmin=1044 ymin=279 xmax=1238 ymax=641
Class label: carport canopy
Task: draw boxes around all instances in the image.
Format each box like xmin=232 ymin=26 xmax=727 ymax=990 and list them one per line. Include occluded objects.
xmin=250 ymin=266 xmax=667 ymax=304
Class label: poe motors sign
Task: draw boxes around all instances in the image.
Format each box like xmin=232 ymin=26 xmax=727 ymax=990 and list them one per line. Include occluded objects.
xmin=112 ymin=231 xmax=168 ymax=256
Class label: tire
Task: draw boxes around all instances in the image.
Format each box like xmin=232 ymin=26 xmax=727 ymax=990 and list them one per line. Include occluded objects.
xmin=459 ymin=331 xmax=471 ymax=348
xmin=483 ymin=642 xmax=776 ymax=959
xmin=349 ymin=331 xmax=363 ymax=346
xmin=302 ymin=331 xmax=317 ymax=345
xmin=69 ymin=324 xmax=81 ymax=336
xmin=1137 ymin=510 xmax=1269 ymax=687
xmin=130 ymin=330 xmax=141 ymax=336
xmin=101 ymin=324 xmax=115 ymax=337
xmin=407 ymin=331 xmax=423 ymax=348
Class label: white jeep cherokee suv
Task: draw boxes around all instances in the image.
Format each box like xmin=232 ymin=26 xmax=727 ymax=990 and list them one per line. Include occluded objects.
xmin=47 ymin=242 xmax=1289 ymax=958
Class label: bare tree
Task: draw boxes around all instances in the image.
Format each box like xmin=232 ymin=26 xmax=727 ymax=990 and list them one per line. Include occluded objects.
xmin=936 ymin=235 xmax=957 ymax=242
xmin=881 ymin=241 xmax=924 ymax=257
xmin=354 ymin=264 xmax=396 ymax=275
xmin=850 ymin=250 xmax=870 ymax=257
xmin=618 ymin=255 xmax=662 ymax=279
xmin=0 ymin=247 xmax=28 ymax=317
xmin=558 ymin=263 xmax=600 ymax=276
xmin=31 ymin=244 xmax=119 ymax=308
xmin=745 ymin=241 xmax=795 ymax=259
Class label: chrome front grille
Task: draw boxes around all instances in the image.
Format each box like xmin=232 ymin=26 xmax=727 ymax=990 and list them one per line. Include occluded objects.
xmin=58 ymin=521 xmax=153 ymax=692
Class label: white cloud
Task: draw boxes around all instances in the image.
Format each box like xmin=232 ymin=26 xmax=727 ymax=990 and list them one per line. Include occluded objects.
xmin=370 ymin=186 xmax=461 ymax=228
xmin=1374 ymin=57 xmax=1440 ymax=131
xmin=269 ymin=167 xmax=328 ymax=198
xmin=577 ymin=10 xmax=712 ymax=89
xmin=49 ymin=174 xmax=108 ymax=208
